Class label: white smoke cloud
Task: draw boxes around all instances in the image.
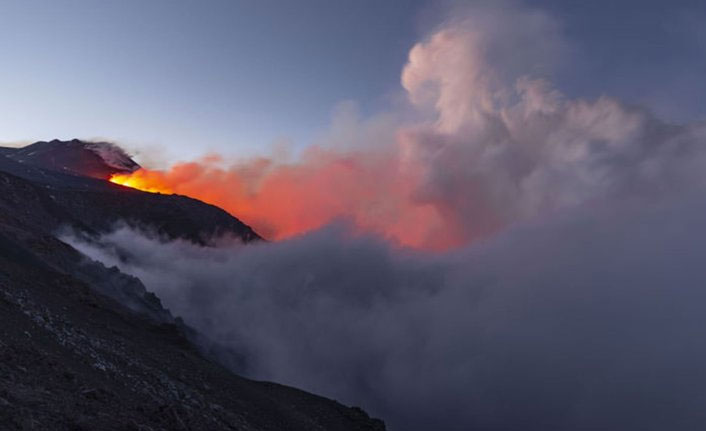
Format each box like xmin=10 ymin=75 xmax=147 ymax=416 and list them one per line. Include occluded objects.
xmin=62 ymin=2 xmax=706 ymax=430
xmin=395 ymin=2 xmax=706 ymax=243
xmin=401 ymin=2 xmax=565 ymax=133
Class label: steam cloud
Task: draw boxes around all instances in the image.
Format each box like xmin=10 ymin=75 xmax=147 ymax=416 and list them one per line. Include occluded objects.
xmin=65 ymin=2 xmax=706 ymax=430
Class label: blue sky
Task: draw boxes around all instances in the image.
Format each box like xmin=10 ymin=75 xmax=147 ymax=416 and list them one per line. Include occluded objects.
xmin=1 ymin=0 xmax=704 ymax=163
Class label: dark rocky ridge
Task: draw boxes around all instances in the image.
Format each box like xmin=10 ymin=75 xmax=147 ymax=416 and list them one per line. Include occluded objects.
xmin=0 ymin=140 xmax=261 ymax=244
xmin=0 ymin=140 xmax=384 ymax=430
xmin=5 ymin=138 xmax=139 ymax=179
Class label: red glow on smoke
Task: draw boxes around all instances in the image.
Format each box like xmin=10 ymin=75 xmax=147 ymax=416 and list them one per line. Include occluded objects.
xmin=111 ymin=148 xmax=470 ymax=250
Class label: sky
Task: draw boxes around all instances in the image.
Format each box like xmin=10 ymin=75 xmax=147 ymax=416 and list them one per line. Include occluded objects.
xmin=1 ymin=0 xmax=705 ymax=164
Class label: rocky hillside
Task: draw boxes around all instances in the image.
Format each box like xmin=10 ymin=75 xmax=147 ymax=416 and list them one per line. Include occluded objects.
xmin=0 ymin=140 xmax=384 ymax=430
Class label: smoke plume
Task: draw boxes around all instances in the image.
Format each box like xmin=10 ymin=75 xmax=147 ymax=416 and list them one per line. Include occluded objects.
xmin=67 ymin=2 xmax=706 ymax=430
xmin=109 ymin=2 xmax=706 ymax=250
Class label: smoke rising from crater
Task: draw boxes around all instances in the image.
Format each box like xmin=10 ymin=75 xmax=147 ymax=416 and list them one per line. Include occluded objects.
xmin=70 ymin=2 xmax=706 ymax=430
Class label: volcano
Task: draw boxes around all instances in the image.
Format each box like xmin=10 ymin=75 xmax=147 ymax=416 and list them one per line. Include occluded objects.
xmin=0 ymin=140 xmax=384 ymax=430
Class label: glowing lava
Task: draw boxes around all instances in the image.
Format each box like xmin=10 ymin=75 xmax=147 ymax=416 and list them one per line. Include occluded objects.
xmin=110 ymin=170 xmax=174 ymax=194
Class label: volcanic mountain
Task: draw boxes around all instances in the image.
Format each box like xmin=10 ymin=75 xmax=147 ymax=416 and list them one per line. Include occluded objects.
xmin=0 ymin=139 xmax=384 ymax=430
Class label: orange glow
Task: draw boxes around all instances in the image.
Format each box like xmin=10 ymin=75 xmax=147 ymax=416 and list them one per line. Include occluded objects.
xmin=109 ymin=148 xmax=473 ymax=250
xmin=110 ymin=170 xmax=174 ymax=194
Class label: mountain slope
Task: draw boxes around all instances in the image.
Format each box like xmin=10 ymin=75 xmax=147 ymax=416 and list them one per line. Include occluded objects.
xmin=0 ymin=141 xmax=384 ymax=430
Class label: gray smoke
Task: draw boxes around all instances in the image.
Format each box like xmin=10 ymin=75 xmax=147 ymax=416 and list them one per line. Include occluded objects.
xmin=63 ymin=194 xmax=706 ymax=430
xmin=61 ymin=2 xmax=706 ymax=429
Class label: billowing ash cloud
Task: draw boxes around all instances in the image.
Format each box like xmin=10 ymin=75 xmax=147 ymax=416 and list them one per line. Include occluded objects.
xmin=64 ymin=196 xmax=706 ymax=430
xmin=112 ymin=2 xmax=705 ymax=250
xmin=395 ymin=3 xmax=706 ymax=246
xmin=63 ymin=2 xmax=706 ymax=430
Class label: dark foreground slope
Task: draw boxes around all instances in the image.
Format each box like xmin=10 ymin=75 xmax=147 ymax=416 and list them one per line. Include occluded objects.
xmin=0 ymin=142 xmax=384 ymax=430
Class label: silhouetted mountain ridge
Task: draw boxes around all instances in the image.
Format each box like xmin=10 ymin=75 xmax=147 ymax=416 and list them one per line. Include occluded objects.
xmin=0 ymin=139 xmax=260 ymax=244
